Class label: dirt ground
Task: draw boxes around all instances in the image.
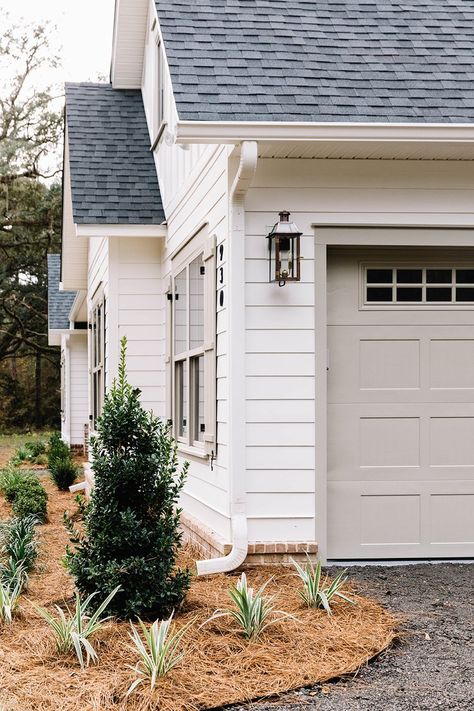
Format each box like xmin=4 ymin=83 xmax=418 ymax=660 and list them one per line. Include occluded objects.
xmin=230 ymin=562 xmax=474 ymax=711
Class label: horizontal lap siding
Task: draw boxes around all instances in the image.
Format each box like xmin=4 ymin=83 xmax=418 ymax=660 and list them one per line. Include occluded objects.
xmin=116 ymin=238 xmax=165 ymax=417
xmin=161 ymin=147 xmax=231 ymax=542
xmin=69 ymin=336 xmax=88 ymax=445
xmin=244 ymin=157 xmax=474 ymax=545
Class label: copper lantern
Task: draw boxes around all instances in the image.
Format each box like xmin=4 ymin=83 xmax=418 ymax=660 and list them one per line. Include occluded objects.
xmin=267 ymin=211 xmax=302 ymax=287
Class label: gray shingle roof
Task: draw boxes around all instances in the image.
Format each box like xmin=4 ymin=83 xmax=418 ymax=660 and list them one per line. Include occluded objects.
xmin=65 ymin=84 xmax=164 ymax=224
xmin=155 ymin=0 xmax=474 ymax=123
xmin=47 ymin=254 xmax=76 ymax=331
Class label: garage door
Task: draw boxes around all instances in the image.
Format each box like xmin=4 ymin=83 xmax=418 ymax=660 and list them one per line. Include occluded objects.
xmin=327 ymin=247 xmax=474 ymax=559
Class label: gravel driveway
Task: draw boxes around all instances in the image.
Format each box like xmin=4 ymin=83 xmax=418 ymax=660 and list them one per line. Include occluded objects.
xmin=228 ymin=563 xmax=474 ymax=711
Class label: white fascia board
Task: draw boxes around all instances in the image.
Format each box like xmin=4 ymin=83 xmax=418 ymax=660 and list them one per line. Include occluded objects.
xmin=75 ymin=223 xmax=167 ymax=238
xmin=68 ymin=291 xmax=87 ymax=322
xmin=175 ymin=120 xmax=474 ymax=145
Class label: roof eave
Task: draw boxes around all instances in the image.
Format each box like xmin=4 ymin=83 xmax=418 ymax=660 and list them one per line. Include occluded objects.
xmin=175 ymin=120 xmax=474 ymax=146
xmin=75 ymin=223 xmax=167 ymax=238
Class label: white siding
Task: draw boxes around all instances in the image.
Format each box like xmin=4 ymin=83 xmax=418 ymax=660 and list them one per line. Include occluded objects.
xmin=69 ymin=334 xmax=88 ymax=445
xmin=243 ymin=157 xmax=474 ymax=545
xmin=116 ymin=237 xmax=165 ymax=415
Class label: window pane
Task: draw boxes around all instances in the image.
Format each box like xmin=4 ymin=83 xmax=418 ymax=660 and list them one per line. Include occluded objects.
xmin=189 ymin=255 xmax=204 ymax=349
xmin=426 ymin=287 xmax=452 ymax=302
xmin=367 ymin=269 xmax=392 ymax=284
xmin=174 ymin=268 xmax=187 ymax=355
xmin=192 ymin=355 xmax=205 ymax=443
xmin=456 ymin=287 xmax=474 ymax=302
xmin=397 ymin=269 xmax=422 ymax=284
xmin=366 ymin=287 xmax=392 ymax=302
xmin=396 ymin=287 xmax=422 ymax=302
xmin=456 ymin=269 xmax=474 ymax=284
xmin=176 ymin=360 xmax=188 ymax=439
xmin=427 ymin=269 xmax=451 ymax=284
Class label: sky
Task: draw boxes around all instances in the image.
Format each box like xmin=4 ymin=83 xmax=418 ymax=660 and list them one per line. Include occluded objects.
xmin=1 ymin=0 xmax=115 ymax=83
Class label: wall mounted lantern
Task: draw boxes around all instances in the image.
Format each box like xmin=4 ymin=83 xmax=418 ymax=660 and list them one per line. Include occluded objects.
xmin=267 ymin=210 xmax=302 ymax=287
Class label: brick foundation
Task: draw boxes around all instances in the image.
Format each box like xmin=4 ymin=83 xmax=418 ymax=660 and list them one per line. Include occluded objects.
xmin=180 ymin=511 xmax=318 ymax=566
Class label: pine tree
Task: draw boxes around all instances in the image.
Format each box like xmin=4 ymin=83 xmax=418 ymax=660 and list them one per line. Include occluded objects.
xmin=66 ymin=338 xmax=191 ymax=618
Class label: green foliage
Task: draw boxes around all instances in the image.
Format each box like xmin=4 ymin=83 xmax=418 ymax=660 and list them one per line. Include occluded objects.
xmin=127 ymin=613 xmax=194 ymax=695
xmin=47 ymin=433 xmax=78 ymax=491
xmin=291 ymin=557 xmax=355 ymax=614
xmin=0 ymin=465 xmax=27 ymax=502
xmin=11 ymin=439 xmax=47 ymax=465
xmin=0 ymin=514 xmax=38 ymax=590
xmin=34 ymin=586 xmax=120 ymax=668
xmin=205 ymin=573 xmax=295 ymax=641
xmin=0 ymin=578 xmax=22 ymax=624
xmin=66 ymin=338 xmax=191 ymax=619
xmin=49 ymin=454 xmax=78 ymax=491
xmin=2 ymin=472 xmax=48 ymax=523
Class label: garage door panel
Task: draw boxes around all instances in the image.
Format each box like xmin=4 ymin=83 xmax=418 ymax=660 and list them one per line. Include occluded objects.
xmin=327 ymin=248 xmax=474 ymax=558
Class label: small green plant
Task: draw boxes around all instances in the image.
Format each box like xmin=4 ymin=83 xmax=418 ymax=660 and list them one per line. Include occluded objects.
xmin=205 ymin=573 xmax=294 ymax=641
xmin=49 ymin=454 xmax=78 ymax=491
xmin=47 ymin=432 xmax=70 ymax=471
xmin=0 ymin=578 xmax=22 ymax=624
xmin=126 ymin=613 xmax=194 ymax=695
xmin=1 ymin=515 xmax=38 ymax=573
xmin=11 ymin=440 xmax=47 ymax=466
xmin=34 ymin=586 xmax=121 ymax=669
xmin=11 ymin=478 xmax=48 ymax=522
xmin=291 ymin=557 xmax=355 ymax=614
xmin=0 ymin=466 xmax=27 ymax=502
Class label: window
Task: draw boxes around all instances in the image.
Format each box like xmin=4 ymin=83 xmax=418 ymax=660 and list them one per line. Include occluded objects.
xmin=170 ymin=236 xmax=216 ymax=455
xmin=90 ymin=297 xmax=106 ymax=429
xmin=365 ymin=267 xmax=474 ymax=305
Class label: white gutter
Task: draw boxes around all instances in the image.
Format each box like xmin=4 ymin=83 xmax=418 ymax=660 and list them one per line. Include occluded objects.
xmin=176 ymin=119 xmax=474 ymax=145
xmin=75 ymin=223 xmax=167 ymax=238
xmin=196 ymin=141 xmax=258 ymax=576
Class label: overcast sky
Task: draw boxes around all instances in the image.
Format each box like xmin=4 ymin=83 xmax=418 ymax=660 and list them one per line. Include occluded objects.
xmin=2 ymin=0 xmax=115 ymax=83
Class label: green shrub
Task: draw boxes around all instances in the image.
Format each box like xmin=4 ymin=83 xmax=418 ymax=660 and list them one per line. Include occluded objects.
xmin=12 ymin=481 xmax=48 ymax=522
xmin=47 ymin=432 xmax=70 ymax=471
xmin=0 ymin=466 xmax=27 ymax=502
xmin=11 ymin=440 xmax=47 ymax=465
xmin=66 ymin=337 xmax=191 ymax=619
xmin=50 ymin=454 xmax=78 ymax=491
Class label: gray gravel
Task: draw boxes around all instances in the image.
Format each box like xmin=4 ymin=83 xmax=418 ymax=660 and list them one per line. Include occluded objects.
xmin=225 ymin=563 xmax=474 ymax=711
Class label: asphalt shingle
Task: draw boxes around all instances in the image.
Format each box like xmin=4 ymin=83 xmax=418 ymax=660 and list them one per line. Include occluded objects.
xmin=47 ymin=254 xmax=76 ymax=331
xmin=65 ymin=84 xmax=164 ymax=224
xmin=155 ymin=0 xmax=474 ymax=123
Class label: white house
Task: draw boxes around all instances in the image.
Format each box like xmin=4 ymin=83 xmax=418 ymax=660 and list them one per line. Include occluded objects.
xmin=49 ymin=0 xmax=474 ymax=568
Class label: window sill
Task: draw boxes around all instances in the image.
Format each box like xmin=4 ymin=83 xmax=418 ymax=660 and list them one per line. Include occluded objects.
xmin=177 ymin=443 xmax=209 ymax=461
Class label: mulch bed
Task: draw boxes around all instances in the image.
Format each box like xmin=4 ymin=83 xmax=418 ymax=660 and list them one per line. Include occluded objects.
xmin=0 ymin=475 xmax=397 ymax=711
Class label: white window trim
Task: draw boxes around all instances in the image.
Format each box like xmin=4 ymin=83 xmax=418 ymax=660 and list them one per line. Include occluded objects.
xmin=168 ymin=230 xmax=216 ymax=459
xmin=89 ymin=291 xmax=106 ymax=431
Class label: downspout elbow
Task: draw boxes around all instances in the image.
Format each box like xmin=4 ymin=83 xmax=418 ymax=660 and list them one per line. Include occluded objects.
xmin=196 ymin=514 xmax=248 ymax=575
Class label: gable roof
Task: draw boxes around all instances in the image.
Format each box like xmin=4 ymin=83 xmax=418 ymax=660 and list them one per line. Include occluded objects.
xmin=65 ymin=83 xmax=164 ymax=224
xmin=155 ymin=0 xmax=474 ymax=123
xmin=47 ymin=254 xmax=77 ymax=331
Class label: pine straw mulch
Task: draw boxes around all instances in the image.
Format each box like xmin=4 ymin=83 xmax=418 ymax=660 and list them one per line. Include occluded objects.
xmin=0 ymin=478 xmax=398 ymax=711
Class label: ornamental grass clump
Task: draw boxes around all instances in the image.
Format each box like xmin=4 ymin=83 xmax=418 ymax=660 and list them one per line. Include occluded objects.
xmin=126 ymin=613 xmax=194 ymax=695
xmin=291 ymin=557 xmax=355 ymax=614
xmin=0 ymin=578 xmax=22 ymax=624
xmin=205 ymin=572 xmax=295 ymax=641
xmin=0 ymin=515 xmax=38 ymax=588
xmin=66 ymin=337 xmax=191 ymax=619
xmin=34 ymin=586 xmax=120 ymax=668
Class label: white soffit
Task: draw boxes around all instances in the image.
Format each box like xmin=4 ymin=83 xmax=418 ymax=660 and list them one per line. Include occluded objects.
xmin=111 ymin=0 xmax=148 ymax=88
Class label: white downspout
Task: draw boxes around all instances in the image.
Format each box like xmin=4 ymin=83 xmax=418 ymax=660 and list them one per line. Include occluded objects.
xmin=197 ymin=141 xmax=258 ymax=575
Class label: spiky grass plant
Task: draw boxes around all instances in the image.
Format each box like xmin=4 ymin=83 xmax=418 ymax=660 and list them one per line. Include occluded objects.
xmin=126 ymin=613 xmax=194 ymax=695
xmin=34 ymin=586 xmax=120 ymax=668
xmin=0 ymin=515 xmax=38 ymax=590
xmin=291 ymin=557 xmax=355 ymax=614
xmin=0 ymin=578 xmax=22 ymax=624
xmin=205 ymin=572 xmax=295 ymax=641
xmin=0 ymin=465 xmax=26 ymax=502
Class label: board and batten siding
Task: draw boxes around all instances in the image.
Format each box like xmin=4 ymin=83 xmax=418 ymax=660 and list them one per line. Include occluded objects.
xmin=244 ymin=157 xmax=474 ymax=546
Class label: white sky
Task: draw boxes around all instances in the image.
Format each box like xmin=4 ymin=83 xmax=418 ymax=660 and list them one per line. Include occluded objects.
xmin=1 ymin=0 xmax=115 ymax=83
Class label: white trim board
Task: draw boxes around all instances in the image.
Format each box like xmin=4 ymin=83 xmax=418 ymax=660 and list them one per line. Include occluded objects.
xmin=75 ymin=224 xmax=167 ymax=238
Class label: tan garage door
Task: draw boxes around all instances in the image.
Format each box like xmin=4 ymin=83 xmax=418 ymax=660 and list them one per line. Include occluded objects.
xmin=327 ymin=247 xmax=474 ymax=559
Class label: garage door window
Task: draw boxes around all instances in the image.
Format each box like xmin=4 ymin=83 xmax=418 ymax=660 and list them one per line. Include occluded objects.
xmin=365 ymin=267 xmax=474 ymax=305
